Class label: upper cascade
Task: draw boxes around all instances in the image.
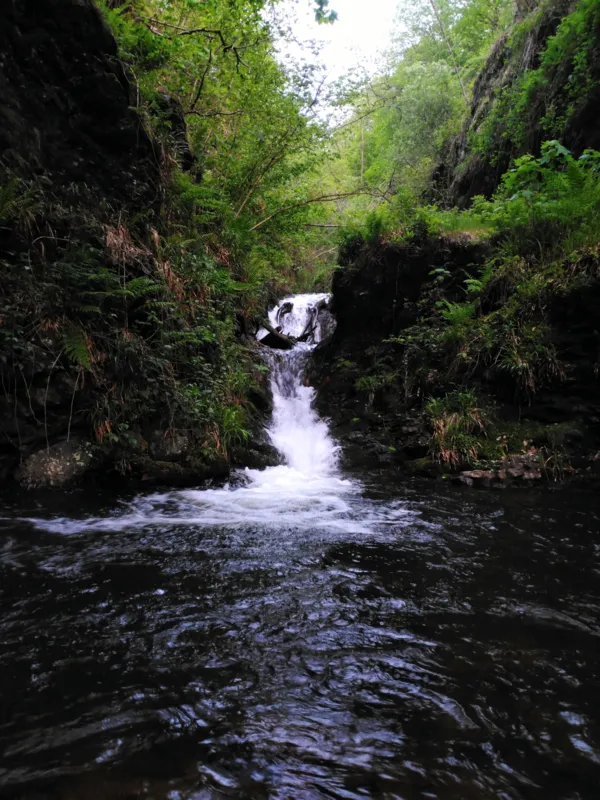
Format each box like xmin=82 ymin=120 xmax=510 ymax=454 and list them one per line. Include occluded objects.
xmin=257 ymin=293 xmax=335 ymax=350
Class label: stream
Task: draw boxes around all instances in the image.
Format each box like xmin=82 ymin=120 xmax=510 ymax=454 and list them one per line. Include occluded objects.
xmin=1 ymin=294 xmax=600 ymax=799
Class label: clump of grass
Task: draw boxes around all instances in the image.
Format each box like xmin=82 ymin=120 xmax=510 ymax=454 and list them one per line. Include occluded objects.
xmin=426 ymin=390 xmax=490 ymax=468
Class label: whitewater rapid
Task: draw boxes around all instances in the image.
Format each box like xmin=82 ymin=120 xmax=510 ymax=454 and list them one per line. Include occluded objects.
xmin=23 ymin=294 xmax=377 ymax=534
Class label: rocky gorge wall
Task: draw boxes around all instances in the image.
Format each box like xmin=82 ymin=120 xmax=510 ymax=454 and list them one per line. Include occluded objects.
xmin=312 ymin=234 xmax=600 ymax=484
xmin=432 ymin=0 xmax=600 ymax=206
xmin=0 ymin=0 xmax=276 ymax=490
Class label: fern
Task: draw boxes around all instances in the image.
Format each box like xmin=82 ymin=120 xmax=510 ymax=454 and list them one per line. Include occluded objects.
xmin=64 ymin=326 xmax=92 ymax=370
xmin=123 ymin=277 xmax=161 ymax=297
xmin=440 ymin=300 xmax=476 ymax=326
xmin=72 ymin=305 xmax=102 ymax=315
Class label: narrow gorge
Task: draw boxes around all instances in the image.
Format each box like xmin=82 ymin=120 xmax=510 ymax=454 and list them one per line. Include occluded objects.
xmin=2 ymin=0 xmax=600 ymax=797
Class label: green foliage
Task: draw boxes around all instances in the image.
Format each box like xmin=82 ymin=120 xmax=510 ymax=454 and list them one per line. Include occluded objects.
xmin=470 ymin=141 xmax=600 ymax=256
xmin=385 ymin=139 xmax=596 ymax=408
xmin=0 ymin=178 xmax=39 ymax=232
xmin=97 ymin=0 xmax=332 ymax=292
xmin=496 ymin=324 xmax=564 ymax=395
xmin=63 ymin=326 xmax=92 ymax=371
xmin=305 ymin=0 xmax=513 ymax=236
xmin=220 ymin=405 xmax=250 ymax=451
xmin=0 ymin=178 xmax=20 ymax=223
xmin=473 ymin=0 xmax=600 ymax=159
xmin=426 ymin=390 xmax=496 ymax=467
xmin=314 ymin=0 xmax=338 ymax=24
xmin=439 ymin=300 xmax=476 ymax=338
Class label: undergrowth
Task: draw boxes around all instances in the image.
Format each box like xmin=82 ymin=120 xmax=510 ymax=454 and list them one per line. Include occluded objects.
xmin=337 ymin=138 xmax=600 ymax=472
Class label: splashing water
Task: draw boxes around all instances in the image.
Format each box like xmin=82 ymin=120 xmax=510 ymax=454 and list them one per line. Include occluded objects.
xmin=24 ymin=294 xmax=366 ymax=534
xmin=261 ymin=293 xmax=339 ymax=478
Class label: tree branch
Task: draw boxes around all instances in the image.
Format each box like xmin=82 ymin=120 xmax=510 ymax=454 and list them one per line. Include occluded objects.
xmin=250 ymin=190 xmax=374 ymax=231
xmin=185 ymin=109 xmax=245 ymax=117
xmin=143 ymin=18 xmax=249 ymax=69
xmin=335 ymin=104 xmax=387 ymax=131
xmin=189 ymin=48 xmax=213 ymax=112
xmin=427 ymin=0 xmax=469 ymax=104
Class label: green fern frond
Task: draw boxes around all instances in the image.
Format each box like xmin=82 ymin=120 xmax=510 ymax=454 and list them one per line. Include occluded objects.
xmin=73 ymin=305 xmax=102 ymax=315
xmin=64 ymin=326 xmax=92 ymax=370
xmin=124 ymin=277 xmax=161 ymax=297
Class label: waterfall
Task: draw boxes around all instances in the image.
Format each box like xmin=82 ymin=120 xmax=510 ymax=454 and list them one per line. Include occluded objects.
xmin=259 ymin=294 xmax=339 ymax=477
xmin=23 ymin=294 xmax=358 ymax=534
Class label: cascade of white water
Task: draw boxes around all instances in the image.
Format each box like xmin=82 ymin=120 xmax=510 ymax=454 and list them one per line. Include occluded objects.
xmin=23 ymin=295 xmax=361 ymax=534
xmin=260 ymin=294 xmax=339 ymax=477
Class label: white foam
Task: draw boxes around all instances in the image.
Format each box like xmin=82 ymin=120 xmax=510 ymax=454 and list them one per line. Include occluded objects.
xmin=23 ymin=295 xmax=376 ymax=535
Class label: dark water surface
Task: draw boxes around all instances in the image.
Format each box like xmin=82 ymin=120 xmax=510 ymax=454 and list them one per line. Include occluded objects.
xmin=1 ymin=478 xmax=600 ymax=799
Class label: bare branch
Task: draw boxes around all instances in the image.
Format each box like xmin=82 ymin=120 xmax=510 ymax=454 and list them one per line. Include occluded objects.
xmin=143 ymin=17 xmax=249 ymax=69
xmin=185 ymin=109 xmax=245 ymax=118
xmin=250 ymin=190 xmax=375 ymax=231
xmin=189 ymin=48 xmax=213 ymax=112
xmin=335 ymin=104 xmax=387 ymax=132
xmin=427 ymin=0 xmax=468 ymax=104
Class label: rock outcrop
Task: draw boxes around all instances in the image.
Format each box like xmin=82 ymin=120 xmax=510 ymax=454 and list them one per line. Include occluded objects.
xmin=0 ymin=0 xmax=273 ymax=489
xmin=15 ymin=439 xmax=100 ymax=490
xmin=433 ymin=0 xmax=600 ymax=206
xmin=312 ymin=234 xmax=600 ymax=478
xmin=0 ymin=0 xmax=158 ymax=207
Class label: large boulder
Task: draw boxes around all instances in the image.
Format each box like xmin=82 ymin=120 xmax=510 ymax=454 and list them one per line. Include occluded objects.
xmin=15 ymin=438 xmax=99 ymax=489
xmin=147 ymin=429 xmax=191 ymax=462
xmin=131 ymin=455 xmax=229 ymax=487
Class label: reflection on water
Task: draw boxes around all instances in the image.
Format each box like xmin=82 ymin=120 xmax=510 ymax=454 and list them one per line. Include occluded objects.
xmin=1 ymin=482 xmax=600 ymax=799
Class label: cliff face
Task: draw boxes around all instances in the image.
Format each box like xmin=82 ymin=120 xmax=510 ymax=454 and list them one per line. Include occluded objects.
xmin=0 ymin=0 xmax=275 ymax=488
xmin=0 ymin=0 xmax=157 ymax=207
xmin=313 ymin=234 xmax=600 ymax=481
xmin=0 ymin=0 xmax=160 ymax=486
xmin=434 ymin=0 xmax=600 ymax=206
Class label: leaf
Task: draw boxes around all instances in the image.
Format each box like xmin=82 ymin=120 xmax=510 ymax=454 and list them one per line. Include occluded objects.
xmin=64 ymin=326 xmax=91 ymax=370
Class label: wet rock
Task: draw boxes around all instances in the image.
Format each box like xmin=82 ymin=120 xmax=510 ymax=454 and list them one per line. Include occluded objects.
xmin=504 ymin=454 xmax=543 ymax=481
xmin=132 ymin=455 xmax=229 ymax=488
xmin=276 ymin=301 xmax=294 ymax=325
xmin=16 ymin=438 xmax=99 ymax=489
xmin=458 ymin=469 xmax=496 ymax=487
xmin=232 ymin=425 xmax=281 ymax=470
xmin=231 ymin=445 xmax=280 ymax=470
xmin=258 ymin=330 xmax=295 ymax=350
xmin=456 ymin=456 xmax=543 ymax=487
xmin=248 ymin=387 xmax=273 ymax=415
xmin=148 ymin=429 xmax=191 ymax=462
xmin=316 ymin=306 xmax=336 ymax=341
